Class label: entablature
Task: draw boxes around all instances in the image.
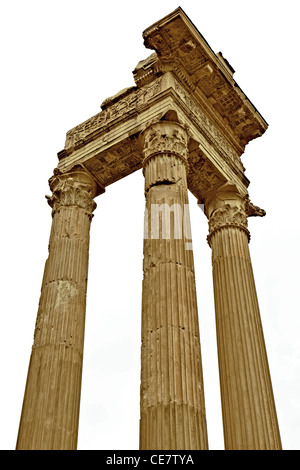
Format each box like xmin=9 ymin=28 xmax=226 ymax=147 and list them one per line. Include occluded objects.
xmin=56 ymin=7 xmax=267 ymax=202
xmin=57 ymin=72 xmax=249 ymax=201
xmin=136 ymin=7 xmax=268 ymax=150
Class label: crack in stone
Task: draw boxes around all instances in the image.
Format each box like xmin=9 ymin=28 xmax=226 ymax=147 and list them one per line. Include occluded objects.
xmin=145 ymin=177 xmax=183 ymax=194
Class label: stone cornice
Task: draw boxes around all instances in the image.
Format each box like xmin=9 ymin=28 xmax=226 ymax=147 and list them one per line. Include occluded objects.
xmin=142 ymin=121 xmax=188 ymax=163
xmin=61 ymin=72 xmax=244 ymax=168
xmin=56 ymin=8 xmax=268 ymax=204
xmin=141 ymin=121 xmax=189 ymax=193
xmin=139 ymin=7 xmax=268 ymax=149
xmin=57 ymin=73 xmax=247 ymax=199
xmin=203 ymin=181 xmax=267 ymax=245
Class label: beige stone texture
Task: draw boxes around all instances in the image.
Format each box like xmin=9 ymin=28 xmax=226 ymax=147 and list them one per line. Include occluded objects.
xmin=140 ymin=121 xmax=208 ymax=449
xmin=17 ymin=7 xmax=281 ymax=450
xmin=16 ymin=168 xmax=97 ymax=450
xmin=205 ymin=183 xmax=282 ymax=449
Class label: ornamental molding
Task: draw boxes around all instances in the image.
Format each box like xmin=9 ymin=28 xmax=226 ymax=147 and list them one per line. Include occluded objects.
xmin=62 ymin=71 xmax=245 ymax=190
xmin=64 ymin=76 xmax=164 ymax=151
xmin=55 ymin=7 xmax=268 ymax=214
xmin=207 ymin=203 xmax=249 ymax=244
xmin=141 ymin=7 xmax=267 ymax=148
xmin=142 ymin=121 xmax=188 ymax=164
xmin=172 ymin=81 xmax=244 ymax=175
xmin=46 ymin=175 xmax=97 ymax=218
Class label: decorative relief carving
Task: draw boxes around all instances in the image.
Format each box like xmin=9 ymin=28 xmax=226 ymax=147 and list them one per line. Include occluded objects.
xmin=142 ymin=7 xmax=267 ymax=147
xmin=46 ymin=176 xmax=97 ymax=218
xmin=142 ymin=122 xmax=189 ymax=192
xmin=63 ymin=64 xmax=245 ymax=187
xmin=142 ymin=121 xmax=188 ymax=164
xmin=207 ymin=203 xmax=250 ymax=244
xmin=188 ymin=147 xmax=225 ymax=195
xmin=84 ymin=134 xmax=142 ymax=188
xmin=173 ymin=81 xmax=244 ymax=173
xmin=64 ymin=77 xmax=164 ymax=150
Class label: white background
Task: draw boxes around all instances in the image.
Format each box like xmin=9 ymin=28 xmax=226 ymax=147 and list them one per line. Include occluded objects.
xmin=1 ymin=0 xmax=299 ymax=450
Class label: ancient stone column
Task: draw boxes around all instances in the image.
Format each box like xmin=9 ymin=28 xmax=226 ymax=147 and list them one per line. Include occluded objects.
xmin=139 ymin=120 xmax=208 ymax=450
xmin=16 ymin=167 xmax=97 ymax=450
xmin=205 ymin=182 xmax=281 ymax=450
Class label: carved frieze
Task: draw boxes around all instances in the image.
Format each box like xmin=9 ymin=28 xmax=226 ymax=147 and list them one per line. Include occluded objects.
xmin=62 ymin=70 xmax=245 ymax=190
xmin=57 ymin=8 xmax=268 ymax=207
xmin=84 ymin=135 xmax=142 ymax=188
xmin=142 ymin=121 xmax=189 ymax=192
xmin=142 ymin=121 xmax=188 ymax=163
xmin=64 ymin=76 xmax=164 ymax=151
xmin=142 ymin=7 xmax=268 ymax=148
xmin=187 ymin=146 xmax=225 ymax=196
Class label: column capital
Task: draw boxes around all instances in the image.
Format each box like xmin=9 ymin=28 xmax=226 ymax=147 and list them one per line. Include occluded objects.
xmin=204 ymin=181 xmax=281 ymax=449
xmin=141 ymin=120 xmax=189 ymax=167
xmin=204 ymin=182 xmax=249 ymax=244
xmin=204 ymin=182 xmax=267 ymax=245
xmin=46 ymin=167 xmax=97 ymax=218
xmin=141 ymin=121 xmax=189 ymax=193
xmin=140 ymin=118 xmax=208 ymax=449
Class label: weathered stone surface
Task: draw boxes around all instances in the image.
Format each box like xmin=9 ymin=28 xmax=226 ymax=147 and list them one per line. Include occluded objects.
xmin=204 ymin=183 xmax=282 ymax=449
xmin=16 ymin=168 xmax=97 ymax=450
xmin=17 ymin=7 xmax=281 ymax=451
xmin=140 ymin=121 xmax=208 ymax=450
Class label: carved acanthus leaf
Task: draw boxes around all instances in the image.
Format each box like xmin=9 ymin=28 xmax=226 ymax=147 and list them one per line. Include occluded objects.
xmin=208 ymin=203 xmax=249 ymax=238
xmin=46 ymin=177 xmax=97 ymax=217
xmin=142 ymin=121 xmax=188 ymax=163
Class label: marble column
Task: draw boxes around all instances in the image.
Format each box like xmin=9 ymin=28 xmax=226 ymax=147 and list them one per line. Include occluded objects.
xmin=16 ymin=167 xmax=97 ymax=450
xmin=205 ymin=182 xmax=281 ymax=450
xmin=139 ymin=121 xmax=208 ymax=450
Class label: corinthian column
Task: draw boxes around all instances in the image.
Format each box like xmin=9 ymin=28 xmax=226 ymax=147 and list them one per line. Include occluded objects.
xmin=205 ymin=182 xmax=281 ymax=450
xmin=139 ymin=120 xmax=208 ymax=450
xmin=16 ymin=167 xmax=97 ymax=450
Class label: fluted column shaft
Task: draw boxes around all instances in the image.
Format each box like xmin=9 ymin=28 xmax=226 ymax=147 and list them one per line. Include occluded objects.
xmin=139 ymin=121 xmax=208 ymax=450
xmin=206 ymin=183 xmax=281 ymax=450
xmin=16 ymin=168 xmax=97 ymax=450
